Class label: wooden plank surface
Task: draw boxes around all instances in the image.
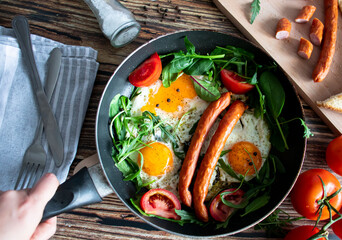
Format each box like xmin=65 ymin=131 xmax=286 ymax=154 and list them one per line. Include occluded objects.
xmin=0 ymin=0 xmax=341 ymax=239
xmin=214 ymin=0 xmax=342 ymax=135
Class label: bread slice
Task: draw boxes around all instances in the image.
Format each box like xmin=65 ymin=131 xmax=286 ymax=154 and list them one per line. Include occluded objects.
xmin=317 ymin=93 xmax=342 ymax=113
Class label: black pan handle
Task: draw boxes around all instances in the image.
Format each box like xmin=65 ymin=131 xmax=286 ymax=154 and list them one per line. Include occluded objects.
xmin=42 ymin=167 xmax=102 ymax=221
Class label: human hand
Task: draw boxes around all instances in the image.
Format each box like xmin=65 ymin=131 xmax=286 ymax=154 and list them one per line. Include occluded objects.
xmin=0 ymin=173 xmax=59 ymax=240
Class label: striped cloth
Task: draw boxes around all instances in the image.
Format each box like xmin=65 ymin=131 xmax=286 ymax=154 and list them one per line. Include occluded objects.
xmin=0 ymin=26 xmax=99 ymax=191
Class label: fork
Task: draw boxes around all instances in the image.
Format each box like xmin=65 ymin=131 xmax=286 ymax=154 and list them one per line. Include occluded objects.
xmin=13 ymin=43 xmax=62 ymax=190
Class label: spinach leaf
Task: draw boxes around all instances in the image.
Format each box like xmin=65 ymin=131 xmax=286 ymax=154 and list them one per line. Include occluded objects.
xmin=191 ymin=76 xmax=221 ymax=101
xmin=109 ymin=94 xmax=121 ymax=118
xmin=162 ymin=64 xmax=180 ymax=88
xmin=183 ymin=58 xmax=213 ymax=76
xmin=250 ymin=0 xmax=261 ymax=24
xmin=259 ymin=71 xmax=285 ymax=119
xmin=184 ymin=36 xmax=195 ymax=55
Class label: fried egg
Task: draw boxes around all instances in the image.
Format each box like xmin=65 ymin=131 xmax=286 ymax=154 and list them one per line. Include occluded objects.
xmin=129 ymin=74 xmax=271 ymax=200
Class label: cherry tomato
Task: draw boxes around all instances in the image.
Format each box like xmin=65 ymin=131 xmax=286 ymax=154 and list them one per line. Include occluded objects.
xmin=284 ymin=226 xmax=324 ymax=240
xmin=220 ymin=69 xmax=255 ymax=94
xmin=209 ymin=188 xmax=244 ymax=222
xmin=291 ymin=169 xmax=342 ymax=220
xmin=326 ymin=135 xmax=342 ymax=176
xmin=332 ymin=217 xmax=342 ymax=239
xmin=129 ymin=52 xmax=162 ymax=87
xmin=140 ymin=189 xmax=181 ymax=220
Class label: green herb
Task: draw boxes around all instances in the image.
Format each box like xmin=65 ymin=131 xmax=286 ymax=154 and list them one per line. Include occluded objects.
xmin=280 ymin=118 xmax=313 ymax=139
xmin=258 ymin=71 xmax=288 ymax=150
xmin=191 ymin=76 xmax=221 ymax=101
xmin=250 ymin=0 xmax=261 ymax=24
xmin=218 ymin=158 xmax=243 ymax=181
xmin=255 ymin=209 xmax=303 ymax=238
xmin=108 ymin=94 xmax=177 ymax=189
xmin=160 ymin=37 xmax=225 ymax=88
xmin=241 ymin=194 xmax=270 ymax=217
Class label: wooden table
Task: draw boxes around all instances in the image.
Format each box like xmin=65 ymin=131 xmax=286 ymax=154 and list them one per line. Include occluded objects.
xmin=0 ymin=0 xmax=340 ymax=239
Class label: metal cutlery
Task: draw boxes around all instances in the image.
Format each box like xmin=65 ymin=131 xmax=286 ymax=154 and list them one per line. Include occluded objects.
xmin=12 ymin=15 xmax=64 ymax=167
xmin=14 ymin=48 xmax=62 ymax=189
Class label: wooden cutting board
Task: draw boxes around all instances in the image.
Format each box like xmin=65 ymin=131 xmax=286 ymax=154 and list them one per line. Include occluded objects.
xmin=214 ymin=0 xmax=342 ymax=135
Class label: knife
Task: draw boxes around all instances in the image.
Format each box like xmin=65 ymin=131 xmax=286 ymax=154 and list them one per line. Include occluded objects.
xmin=44 ymin=48 xmax=63 ymax=166
xmin=12 ymin=16 xmax=64 ymax=167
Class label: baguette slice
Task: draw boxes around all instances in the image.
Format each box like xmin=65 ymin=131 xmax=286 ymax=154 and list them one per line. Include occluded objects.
xmin=317 ymin=93 xmax=342 ymax=113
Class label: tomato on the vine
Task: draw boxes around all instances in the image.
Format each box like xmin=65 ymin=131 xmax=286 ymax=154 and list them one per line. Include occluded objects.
xmin=209 ymin=188 xmax=244 ymax=222
xmin=332 ymin=217 xmax=342 ymax=239
xmin=220 ymin=69 xmax=255 ymax=94
xmin=291 ymin=169 xmax=342 ymax=220
xmin=326 ymin=135 xmax=342 ymax=176
xmin=129 ymin=52 xmax=162 ymax=87
xmin=140 ymin=189 xmax=181 ymax=220
xmin=283 ymin=226 xmax=324 ymax=240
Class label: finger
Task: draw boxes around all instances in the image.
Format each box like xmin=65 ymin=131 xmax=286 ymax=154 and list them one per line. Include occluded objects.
xmin=29 ymin=173 xmax=59 ymax=207
xmin=30 ymin=217 xmax=57 ymax=240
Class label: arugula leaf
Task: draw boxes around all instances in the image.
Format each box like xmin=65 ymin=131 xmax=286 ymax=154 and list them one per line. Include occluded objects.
xmin=255 ymin=209 xmax=303 ymax=238
xmin=175 ymin=210 xmax=204 ymax=225
xmin=191 ymin=76 xmax=221 ymax=101
xmin=250 ymin=0 xmax=261 ymax=24
xmin=218 ymin=158 xmax=243 ymax=181
xmin=241 ymin=194 xmax=270 ymax=216
xmin=109 ymin=95 xmax=178 ymax=189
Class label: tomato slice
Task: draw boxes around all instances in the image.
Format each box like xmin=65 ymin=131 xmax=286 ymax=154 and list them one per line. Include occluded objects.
xmin=284 ymin=226 xmax=324 ymax=240
xmin=209 ymin=188 xmax=244 ymax=222
xmin=128 ymin=52 xmax=162 ymax=87
xmin=140 ymin=189 xmax=181 ymax=220
xmin=220 ymin=69 xmax=255 ymax=94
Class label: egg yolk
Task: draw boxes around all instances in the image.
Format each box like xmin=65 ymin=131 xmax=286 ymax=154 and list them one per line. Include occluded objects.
xmin=228 ymin=141 xmax=262 ymax=176
xmin=138 ymin=142 xmax=173 ymax=176
xmin=141 ymin=73 xmax=197 ymax=117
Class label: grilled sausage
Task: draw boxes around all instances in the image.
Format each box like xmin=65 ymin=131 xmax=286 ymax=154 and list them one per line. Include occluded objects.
xmin=298 ymin=37 xmax=313 ymax=60
xmin=295 ymin=5 xmax=316 ymax=23
xmin=310 ymin=18 xmax=324 ymax=46
xmin=275 ymin=18 xmax=292 ymax=40
xmin=178 ymin=92 xmax=231 ymax=207
xmin=193 ymin=100 xmax=247 ymax=222
xmin=312 ymin=0 xmax=338 ymax=82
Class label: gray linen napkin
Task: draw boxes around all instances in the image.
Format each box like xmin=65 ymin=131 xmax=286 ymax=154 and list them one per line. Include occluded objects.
xmin=0 ymin=26 xmax=99 ymax=191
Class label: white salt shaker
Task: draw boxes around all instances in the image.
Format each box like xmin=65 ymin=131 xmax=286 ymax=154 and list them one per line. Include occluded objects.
xmin=83 ymin=0 xmax=141 ymax=47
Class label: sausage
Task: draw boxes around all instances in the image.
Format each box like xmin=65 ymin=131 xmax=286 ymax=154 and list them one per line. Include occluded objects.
xmin=312 ymin=0 xmax=338 ymax=82
xmin=275 ymin=18 xmax=291 ymax=40
xmin=192 ymin=100 xmax=247 ymax=222
xmin=297 ymin=37 xmax=313 ymax=60
xmin=295 ymin=5 xmax=316 ymax=23
xmin=178 ymin=92 xmax=231 ymax=207
xmin=310 ymin=18 xmax=324 ymax=46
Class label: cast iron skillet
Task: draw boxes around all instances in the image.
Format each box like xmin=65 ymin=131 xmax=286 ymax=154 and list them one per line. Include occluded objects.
xmin=43 ymin=30 xmax=307 ymax=237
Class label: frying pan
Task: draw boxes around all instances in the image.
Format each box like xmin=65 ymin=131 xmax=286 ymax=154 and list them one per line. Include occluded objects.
xmin=43 ymin=30 xmax=307 ymax=237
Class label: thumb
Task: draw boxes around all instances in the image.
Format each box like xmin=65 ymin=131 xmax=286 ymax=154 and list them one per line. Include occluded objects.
xmin=29 ymin=173 xmax=59 ymax=211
